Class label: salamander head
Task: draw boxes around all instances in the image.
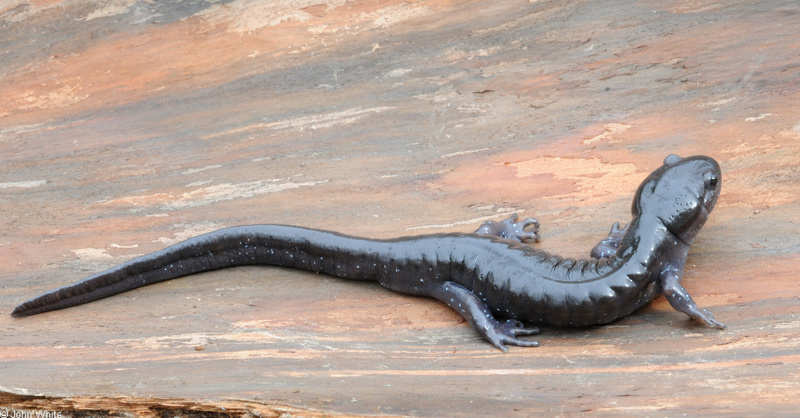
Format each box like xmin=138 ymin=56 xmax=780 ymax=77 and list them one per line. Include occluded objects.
xmin=633 ymin=154 xmax=721 ymax=245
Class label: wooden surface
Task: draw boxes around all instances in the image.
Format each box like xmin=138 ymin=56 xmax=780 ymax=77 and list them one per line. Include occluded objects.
xmin=2 ymin=0 xmax=799 ymax=415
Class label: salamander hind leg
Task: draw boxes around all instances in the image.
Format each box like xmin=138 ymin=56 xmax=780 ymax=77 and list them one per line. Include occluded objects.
xmin=475 ymin=213 xmax=539 ymax=243
xmin=590 ymin=222 xmax=630 ymax=259
xmin=429 ymin=281 xmax=540 ymax=352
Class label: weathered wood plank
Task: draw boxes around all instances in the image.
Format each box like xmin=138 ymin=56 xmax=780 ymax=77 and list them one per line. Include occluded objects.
xmin=2 ymin=0 xmax=799 ymax=415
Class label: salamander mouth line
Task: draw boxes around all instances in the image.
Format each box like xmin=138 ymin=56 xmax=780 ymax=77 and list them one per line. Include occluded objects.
xmin=658 ymin=199 xmax=710 ymax=247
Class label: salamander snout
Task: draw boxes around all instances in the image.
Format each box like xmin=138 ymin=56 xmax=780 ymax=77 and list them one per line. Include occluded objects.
xmin=636 ymin=155 xmax=721 ymax=245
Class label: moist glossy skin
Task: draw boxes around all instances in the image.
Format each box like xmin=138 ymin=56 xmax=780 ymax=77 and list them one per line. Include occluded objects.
xmin=11 ymin=154 xmax=725 ymax=351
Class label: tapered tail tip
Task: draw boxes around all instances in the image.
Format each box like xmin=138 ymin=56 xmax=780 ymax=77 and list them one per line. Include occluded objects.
xmin=10 ymin=305 xmax=30 ymax=318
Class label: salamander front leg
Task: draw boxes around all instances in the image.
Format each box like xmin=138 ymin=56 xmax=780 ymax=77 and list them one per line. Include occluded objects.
xmin=590 ymin=222 xmax=630 ymax=259
xmin=475 ymin=213 xmax=539 ymax=243
xmin=660 ymin=270 xmax=726 ymax=329
xmin=429 ymin=281 xmax=540 ymax=352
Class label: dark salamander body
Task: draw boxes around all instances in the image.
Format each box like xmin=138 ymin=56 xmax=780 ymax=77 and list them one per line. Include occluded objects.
xmin=12 ymin=154 xmax=725 ymax=351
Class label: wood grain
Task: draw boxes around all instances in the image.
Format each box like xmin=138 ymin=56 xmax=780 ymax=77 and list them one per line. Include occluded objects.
xmin=2 ymin=0 xmax=799 ymax=415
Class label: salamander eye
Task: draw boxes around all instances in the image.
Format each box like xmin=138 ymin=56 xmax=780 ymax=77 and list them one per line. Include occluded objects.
xmin=703 ymin=170 xmax=719 ymax=189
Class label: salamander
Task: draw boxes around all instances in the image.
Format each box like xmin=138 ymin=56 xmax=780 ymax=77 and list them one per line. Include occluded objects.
xmin=11 ymin=154 xmax=725 ymax=351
